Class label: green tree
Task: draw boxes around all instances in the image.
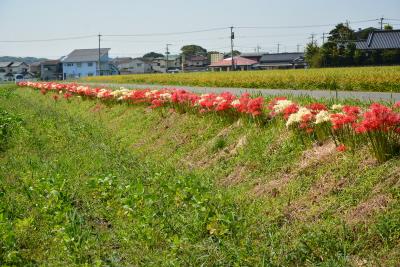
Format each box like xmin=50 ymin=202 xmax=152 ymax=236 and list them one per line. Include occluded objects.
xmin=305 ymin=42 xmax=322 ymax=67
xmin=225 ymin=50 xmax=241 ymax=57
xmin=354 ymin=27 xmax=376 ymax=40
xmin=328 ymin=23 xmax=355 ymax=43
xmin=384 ymin=24 xmax=393 ymax=30
xmin=143 ymin=52 xmax=164 ymax=59
xmin=180 ymin=45 xmax=207 ymax=58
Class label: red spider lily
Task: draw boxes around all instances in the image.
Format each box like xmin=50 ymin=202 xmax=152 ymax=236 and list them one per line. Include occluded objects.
xmin=267 ymin=96 xmax=287 ymax=111
xmin=235 ymin=93 xmax=251 ymax=113
xmin=52 ymin=95 xmax=59 ymax=101
xmin=247 ymin=97 xmax=264 ymax=116
xmin=283 ymin=104 xmax=299 ymax=119
xmin=298 ymin=113 xmax=315 ymax=131
xmin=150 ymin=99 xmax=165 ymax=108
xmin=354 ymin=103 xmax=400 ymax=133
xmin=393 ymin=101 xmax=400 ymax=109
xmin=307 ymin=103 xmax=327 ymax=114
xmin=342 ymin=105 xmax=361 ymax=116
xmin=336 ymin=144 xmax=347 ymax=152
xmin=330 ymin=113 xmax=359 ymax=130
xmin=215 ymin=100 xmax=231 ymax=111
xmin=63 ymin=92 xmax=73 ymax=100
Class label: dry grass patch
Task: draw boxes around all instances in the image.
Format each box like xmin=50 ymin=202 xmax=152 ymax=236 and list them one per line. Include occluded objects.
xmin=344 ymin=194 xmax=393 ymax=225
xmin=251 ymin=141 xmax=337 ymax=198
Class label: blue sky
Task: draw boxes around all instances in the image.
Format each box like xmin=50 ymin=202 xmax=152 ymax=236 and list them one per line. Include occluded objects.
xmin=1 ymin=0 xmax=399 ymax=59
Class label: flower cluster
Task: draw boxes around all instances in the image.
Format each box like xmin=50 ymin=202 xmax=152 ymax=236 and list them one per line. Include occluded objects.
xmin=17 ymin=81 xmax=264 ymax=119
xmin=17 ymin=81 xmax=400 ymax=162
xmin=268 ymin=98 xmax=400 ymax=161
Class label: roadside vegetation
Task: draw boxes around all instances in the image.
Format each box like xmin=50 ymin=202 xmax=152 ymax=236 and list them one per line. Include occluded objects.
xmin=0 ymin=84 xmax=399 ymax=266
xmin=82 ymin=66 xmax=400 ymax=92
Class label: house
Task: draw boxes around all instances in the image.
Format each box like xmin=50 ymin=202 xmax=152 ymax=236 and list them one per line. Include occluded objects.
xmin=182 ymin=55 xmax=208 ymax=72
xmin=41 ymin=60 xmax=63 ymax=80
xmin=62 ymin=48 xmax=118 ymax=79
xmin=355 ymin=30 xmax=400 ymax=50
xmin=29 ymin=62 xmax=42 ymax=78
xmin=0 ymin=61 xmax=32 ymax=81
xmin=209 ymin=52 xmax=224 ymax=64
xmin=240 ymin=52 xmax=265 ymax=63
xmin=151 ymin=55 xmax=181 ymax=73
xmin=209 ymin=56 xmax=257 ymax=71
xmin=10 ymin=62 xmax=29 ymax=74
xmin=0 ymin=62 xmax=13 ymax=81
xmin=185 ymin=55 xmax=208 ymax=67
xmin=113 ymin=57 xmax=153 ymax=74
xmin=255 ymin=53 xmax=305 ymax=69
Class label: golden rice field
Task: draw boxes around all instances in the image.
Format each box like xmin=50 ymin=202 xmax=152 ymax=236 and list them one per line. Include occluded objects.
xmin=83 ymin=66 xmax=400 ymax=92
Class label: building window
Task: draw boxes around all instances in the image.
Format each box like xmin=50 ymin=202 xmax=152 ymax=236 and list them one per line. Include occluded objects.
xmin=88 ymin=62 xmax=93 ymax=67
xmin=66 ymin=63 xmax=73 ymax=67
xmin=137 ymin=63 xmax=143 ymax=67
xmin=88 ymin=73 xmax=93 ymax=76
xmin=77 ymin=63 xmax=82 ymax=68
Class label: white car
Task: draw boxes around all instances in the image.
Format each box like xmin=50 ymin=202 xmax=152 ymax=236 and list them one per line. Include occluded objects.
xmin=14 ymin=74 xmax=36 ymax=83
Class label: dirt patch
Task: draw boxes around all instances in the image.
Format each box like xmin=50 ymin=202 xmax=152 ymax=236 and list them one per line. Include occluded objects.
xmin=345 ymin=194 xmax=393 ymax=224
xmin=194 ymin=134 xmax=247 ymax=168
xmin=251 ymin=141 xmax=337 ymax=198
xmin=284 ymin=176 xmax=347 ymax=222
xmin=183 ymin=120 xmax=245 ymax=169
xmin=219 ymin=165 xmax=249 ymax=187
xmin=299 ymin=141 xmax=336 ymax=169
xmin=251 ymin=172 xmax=292 ymax=197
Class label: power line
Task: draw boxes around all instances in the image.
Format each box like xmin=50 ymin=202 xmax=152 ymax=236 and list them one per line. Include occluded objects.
xmin=0 ymin=35 xmax=97 ymax=43
xmin=103 ymin=27 xmax=229 ymax=37
xmin=236 ymin=19 xmax=380 ymax=29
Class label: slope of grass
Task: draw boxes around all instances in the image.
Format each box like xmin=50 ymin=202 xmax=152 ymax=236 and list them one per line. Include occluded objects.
xmin=82 ymin=66 xmax=400 ymax=92
xmin=0 ymin=85 xmax=399 ymax=266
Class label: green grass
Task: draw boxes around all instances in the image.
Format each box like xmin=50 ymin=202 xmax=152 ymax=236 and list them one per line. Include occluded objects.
xmin=82 ymin=66 xmax=400 ymax=92
xmin=0 ymin=84 xmax=399 ymax=266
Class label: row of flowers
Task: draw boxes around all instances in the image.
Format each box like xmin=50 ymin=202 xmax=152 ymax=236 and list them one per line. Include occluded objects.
xmin=17 ymin=81 xmax=400 ymax=162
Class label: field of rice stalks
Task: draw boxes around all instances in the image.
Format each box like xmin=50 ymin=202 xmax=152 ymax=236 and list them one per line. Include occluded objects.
xmin=83 ymin=66 xmax=400 ymax=92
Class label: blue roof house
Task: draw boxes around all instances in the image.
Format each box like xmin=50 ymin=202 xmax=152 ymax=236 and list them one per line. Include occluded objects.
xmin=62 ymin=48 xmax=117 ymax=79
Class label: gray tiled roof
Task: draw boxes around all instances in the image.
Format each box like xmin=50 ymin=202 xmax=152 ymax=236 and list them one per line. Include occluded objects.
xmin=356 ymin=30 xmax=400 ymax=50
xmin=0 ymin=62 xmax=13 ymax=68
xmin=11 ymin=62 xmax=27 ymax=67
xmin=240 ymin=52 xmax=266 ymax=57
xmin=63 ymin=48 xmax=110 ymax=63
xmin=260 ymin=53 xmax=304 ymax=63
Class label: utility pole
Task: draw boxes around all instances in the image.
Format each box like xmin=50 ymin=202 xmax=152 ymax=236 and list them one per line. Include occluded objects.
xmin=230 ymin=26 xmax=235 ymax=71
xmin=322 ymin=32 xmax=326 ymax=45
xmin=277 ymin=43 xmax=280 ymax=53
xmin=98 ymin=33 xmax=101 ymax=76
xmin=165 ymin=44 xmax=171 ymax=73
xmin=310 ymin=33 xmax=316 ymax=45
xmin=256 ymin=44 xmax=261 ymax=55
xmin=296 ymin=44 xmax=301 ymax=53
xmin=379 ymin=16 xmax=384 ymax=30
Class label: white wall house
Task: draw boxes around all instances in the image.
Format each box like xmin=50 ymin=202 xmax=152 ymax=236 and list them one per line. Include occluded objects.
xmin=0 ymin=61 xmax=32 ymax=81
xmin=151 ymin=55 xmax=181 ymax=73
xmin=116 ymin=58 xmax=153 ymax=74
xmin=62 ymin=48 xmax=117 ymax=79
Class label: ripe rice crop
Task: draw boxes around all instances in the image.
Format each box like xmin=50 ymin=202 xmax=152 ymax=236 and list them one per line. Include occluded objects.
xmin=17 ymin=81 xmax=400 ymax=162
xmin=82 ymin=66 xmax=400 ymax=92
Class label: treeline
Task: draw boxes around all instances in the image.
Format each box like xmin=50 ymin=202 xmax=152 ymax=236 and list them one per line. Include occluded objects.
xmin=305 ymin=23 xmax=400 ymax=67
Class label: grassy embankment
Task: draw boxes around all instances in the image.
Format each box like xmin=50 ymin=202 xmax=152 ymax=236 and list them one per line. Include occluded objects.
xmin=0 ymin=84 xmax=399 ymax=266
xmin=82 ymin=66 xmax=400 ymax=92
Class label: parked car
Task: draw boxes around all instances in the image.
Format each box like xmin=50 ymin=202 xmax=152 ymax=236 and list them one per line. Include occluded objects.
xmin=14 ymin=74 xmax=36 ymax=83
xmin=166 ymin=68 xmax=181 ymax=74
